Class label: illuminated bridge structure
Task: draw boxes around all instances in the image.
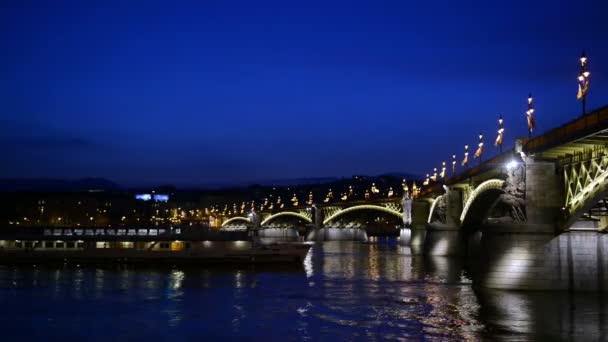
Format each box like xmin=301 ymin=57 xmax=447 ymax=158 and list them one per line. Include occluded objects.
xmin=402 ymin=105 xmax=608 ymax=292
xmin=220 ymin=105 xmax=608 ymax=292
xmin=221 ymin=198 xmax=404 ymax=230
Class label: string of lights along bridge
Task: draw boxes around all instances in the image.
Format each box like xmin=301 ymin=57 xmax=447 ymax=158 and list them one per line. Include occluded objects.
xmin=210 ymin=51 xmax=596 ymax=222
xmin=422 ymin=51 xmax=591 ymax=186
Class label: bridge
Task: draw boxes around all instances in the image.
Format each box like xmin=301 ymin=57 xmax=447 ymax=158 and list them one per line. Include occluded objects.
xmin=220 ymin=197 xmax=405 ymax=242
xmin=403 ymin=104 xmax=608 ymax=292
xmin=222 ymin=198 xmax=403 ymax=228
xmin=219 ymin=104 xmax=608 ymax=292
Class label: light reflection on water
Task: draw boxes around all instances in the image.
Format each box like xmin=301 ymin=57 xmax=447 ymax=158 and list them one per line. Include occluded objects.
xmin=0 ymin=239 xmax=606 ymax=340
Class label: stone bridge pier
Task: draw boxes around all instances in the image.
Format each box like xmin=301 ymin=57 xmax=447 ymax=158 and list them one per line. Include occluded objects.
xmin=400 ymin=200 xmax=430 ymax=254
xmin=424 ymin=186 xmax=464 ymax=256
xmin=404 ymin=155 xmax=608 ymax=291
xmin=473 ymin=159 xmax=570 ymax=290
xmin=467 ymin=157 xmax=607 ymax=291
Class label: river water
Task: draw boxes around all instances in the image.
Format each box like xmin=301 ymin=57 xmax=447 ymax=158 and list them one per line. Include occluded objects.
xmin=0 ymin=239 xmax=607 ymax=341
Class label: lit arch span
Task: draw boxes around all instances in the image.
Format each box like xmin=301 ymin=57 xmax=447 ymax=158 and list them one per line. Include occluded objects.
xmin=221 ymin=216 xmax=250 ymax=227
xmin=322 ymin=204 xmax=402 ymax=225
xmin=427 ymin=195 xmax=444 ymax=224
xmin=459 ymin=179 xmax=505 ymax=222
xmin=261 ymin=212 xmax=312 ymax=226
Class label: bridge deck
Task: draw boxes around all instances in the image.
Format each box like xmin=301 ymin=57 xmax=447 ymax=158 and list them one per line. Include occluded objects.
xmin=525 ymin=105 xmax=608 ymax=157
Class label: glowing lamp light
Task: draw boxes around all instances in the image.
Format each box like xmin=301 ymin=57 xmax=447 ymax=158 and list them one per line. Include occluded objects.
xmin=506 ymin=160 xmax=519 ymax=170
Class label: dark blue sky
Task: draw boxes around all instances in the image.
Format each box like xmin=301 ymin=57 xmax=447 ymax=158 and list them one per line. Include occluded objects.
xmin=1 ymin=0 xmax=607 ymax=187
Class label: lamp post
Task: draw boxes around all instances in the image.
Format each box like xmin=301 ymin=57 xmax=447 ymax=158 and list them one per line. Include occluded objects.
xmin=462 ymin=145 xmax=469 ymax=169
xmin=526 ymin=93 xmax=535 ymax=138
xmin=577 ymin=50 xmax=590 ymax=116
xmin=452 ymin=154 xmax=456 ymax=175
xmin=474 ymin=133 xmax=484 ymax=164
xmin=495 ymin=115 xmax=504 ymax=153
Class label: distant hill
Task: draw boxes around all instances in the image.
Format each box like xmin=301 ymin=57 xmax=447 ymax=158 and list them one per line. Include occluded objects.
xmin=0 ymin=172 xmax=423 ymax=192
xmin=258 ymin=177 xmax=340 ymax=187
xmin=0 ymin=178 xmax=122 ymax=192
xmin=376 ymin=172 xmax=423 ymax=181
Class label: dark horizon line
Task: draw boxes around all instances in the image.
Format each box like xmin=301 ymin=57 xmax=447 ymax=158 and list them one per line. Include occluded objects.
xmin=0 ymin=171 xmax=423 ymax=192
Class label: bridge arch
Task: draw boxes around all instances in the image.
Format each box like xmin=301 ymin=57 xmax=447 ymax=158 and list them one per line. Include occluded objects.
xmin=261 ymin=212 xmax=312 ymax=226
xmin=322 ymin=204 xmax=402 ymax=225
xmin=427 ymin=195 xmax=444 ymax=224
xmin=221 ymin=216 xmax=250 ymax=227
xmin=460 ymin=179 xmax=505 ymax=227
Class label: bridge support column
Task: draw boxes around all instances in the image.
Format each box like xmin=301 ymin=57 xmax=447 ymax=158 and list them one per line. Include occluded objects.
xmin=524 ymin=159 xmax=562 ymax=224
xmin=424 ymin=187 xmax=463 ymax=256
xmin=399 ymin=227 xmax=412 ymax=245
xmin=474 ymin=159 xmax=608 ymax=291
xmin=402 ymin=200 xmax=430 ymax=254
xmin=424 ymin=224 xmax=463 ymax=256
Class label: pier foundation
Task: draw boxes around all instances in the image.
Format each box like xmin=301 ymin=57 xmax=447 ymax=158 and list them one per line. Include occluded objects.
xmin=475 ymin=223 xmax=608 ymax=291
xmin=424 ymin=223 xmax=463 ymax=256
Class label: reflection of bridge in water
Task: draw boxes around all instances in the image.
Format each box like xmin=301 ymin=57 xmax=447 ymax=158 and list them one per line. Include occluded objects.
xmin=223 ymin=105 xmax=608 ymax=292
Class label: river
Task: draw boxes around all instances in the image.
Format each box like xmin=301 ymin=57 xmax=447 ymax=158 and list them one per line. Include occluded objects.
xmin=0 ymin=239 xmax=606 ymax=341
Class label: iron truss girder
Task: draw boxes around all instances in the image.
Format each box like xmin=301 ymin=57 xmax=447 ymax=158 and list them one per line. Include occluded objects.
xmin=561 ymin=144 xmax=608 ymax=228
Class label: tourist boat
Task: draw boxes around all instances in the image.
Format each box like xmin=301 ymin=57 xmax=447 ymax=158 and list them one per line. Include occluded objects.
xmin=0 ymin=225 xmax=312 ymax=265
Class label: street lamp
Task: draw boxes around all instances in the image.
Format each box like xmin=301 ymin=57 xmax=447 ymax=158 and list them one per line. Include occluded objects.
xmin=462 ymin=145 xmax=469 ymax=168
xmin=495 ymin=116 xmax=504 ymax=153
xmin=526 ymin=93 xmax=535 ymax=138
xmin=577 ymin=50 xmax=590 ymax=116
xmin=474 ymin=133 xmax=484 ymax=163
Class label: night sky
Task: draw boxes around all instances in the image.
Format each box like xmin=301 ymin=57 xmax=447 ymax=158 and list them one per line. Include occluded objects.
xmin=1 ymin=0 xmax=607 ymax=187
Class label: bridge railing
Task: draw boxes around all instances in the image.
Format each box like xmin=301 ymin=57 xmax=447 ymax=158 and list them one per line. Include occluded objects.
xmin=525 ymin=105 xmax=608 ymax=153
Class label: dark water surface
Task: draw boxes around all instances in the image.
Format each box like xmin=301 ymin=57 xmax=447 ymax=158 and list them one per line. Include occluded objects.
xmin=1 ymin=239 xmax=607 ymax=341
